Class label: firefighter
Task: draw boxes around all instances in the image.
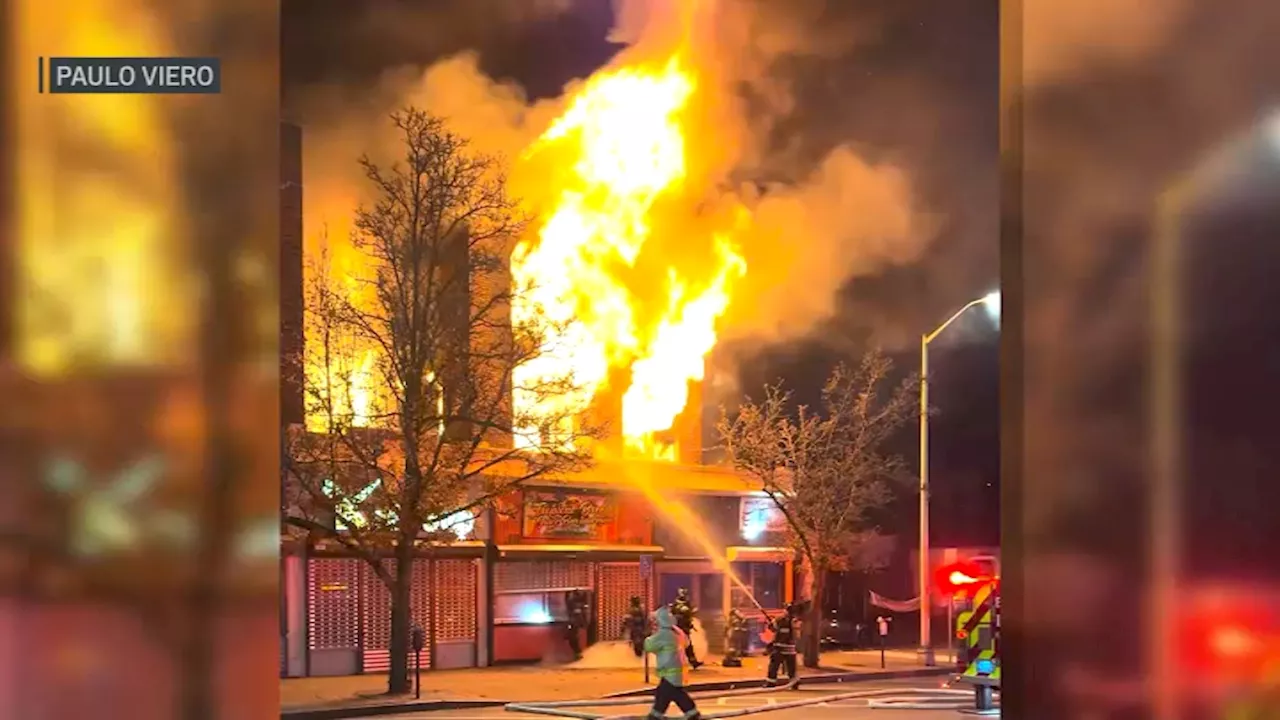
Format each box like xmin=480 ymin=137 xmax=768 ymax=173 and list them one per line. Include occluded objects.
xmin=764 ymin=603 xmax=800 ymax=688
xmin=722 ymin=608 xmax=748 ymax=667
xmin=670 ymin=588 xmax=703 ymax=668
xmin=564 ymin=589 xmax=588 ymax=661
xmin=645 ymin=606 xmax=703 ymax=720
xmin=623 ymin=595 xmax=648 ymax=658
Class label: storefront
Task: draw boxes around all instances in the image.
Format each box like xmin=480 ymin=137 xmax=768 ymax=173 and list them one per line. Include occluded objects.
xmin=283 ymin=542 xmax=483 ymax=677
xmin=489 ymin=487 xmax=660 ymax=662
xmin=281 ymin=478 xmax=796 ymax=675
xmin=730 ymin=496 xmax=795 ymax=650
xmin=649 ymin=494 xmax=794 ymax=653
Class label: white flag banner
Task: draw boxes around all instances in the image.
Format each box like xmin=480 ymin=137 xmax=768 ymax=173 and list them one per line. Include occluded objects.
xmin=868 ymin=591 xmax=920 ymax=613
xmin=868 ymin=590 xmax=954 ymax=612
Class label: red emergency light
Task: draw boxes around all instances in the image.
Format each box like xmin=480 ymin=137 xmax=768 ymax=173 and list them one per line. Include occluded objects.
xmin=934 ymin=561 xmax=994 ymax=597
xmin=1178 ymin=585 xmax=1280 ymax=684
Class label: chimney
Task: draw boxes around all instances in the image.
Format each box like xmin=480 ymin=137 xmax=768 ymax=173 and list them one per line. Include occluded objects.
xmin=439 ymin=227 xmax=472 ymax=441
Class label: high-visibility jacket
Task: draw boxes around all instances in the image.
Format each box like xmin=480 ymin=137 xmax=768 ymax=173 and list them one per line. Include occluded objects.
xmin=644 ymin=606 xmax=692 ymax=687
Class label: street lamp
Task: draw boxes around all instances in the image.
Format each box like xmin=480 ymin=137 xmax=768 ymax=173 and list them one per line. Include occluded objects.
xmin=1146 ymin=113 xmax=1280 ymax=719
xmin=917 ymin=290 xmax=1000 ymax=666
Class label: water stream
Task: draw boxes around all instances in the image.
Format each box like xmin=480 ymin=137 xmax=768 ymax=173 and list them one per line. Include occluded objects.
xmin=613 ymin=459 xmax=768 ymax=613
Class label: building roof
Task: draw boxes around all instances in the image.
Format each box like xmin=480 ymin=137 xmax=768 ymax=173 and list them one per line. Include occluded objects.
xmin=287 ymin=426 xmax=765 ymax=496
xmin=487 ymin=454 xmax=762 ymax=496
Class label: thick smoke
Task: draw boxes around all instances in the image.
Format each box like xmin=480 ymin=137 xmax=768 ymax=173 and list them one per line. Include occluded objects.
xmin=1022 ymin=0 xmax=1193 ymax=86
xmin=611 ymin=0 xmax=938 ymax=345
xmin=296 ymin=0 xmax=935 ymax=349
xmin=720 ymin=149 xmax=934 ymax=343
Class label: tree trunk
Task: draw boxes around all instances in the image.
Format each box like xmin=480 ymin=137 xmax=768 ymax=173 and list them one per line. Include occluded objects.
xmin=386 ymin=544 xmax=415 ymax=695
xmin=803 ymin=565 xmax=825 ymax=668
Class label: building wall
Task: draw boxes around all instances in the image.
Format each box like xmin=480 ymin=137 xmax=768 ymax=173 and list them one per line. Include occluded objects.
xmin=673 ymin=379 xmax=703 ymax=464
xmin=652 ymin=494 xmax=740 ymax=557
xmin=492 ymin=488 xmax=654 ymax=546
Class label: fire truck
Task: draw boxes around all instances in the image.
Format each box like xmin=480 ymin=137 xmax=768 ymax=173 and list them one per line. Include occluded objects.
xmin=936 ymin=558 xmax=1001 ymax=714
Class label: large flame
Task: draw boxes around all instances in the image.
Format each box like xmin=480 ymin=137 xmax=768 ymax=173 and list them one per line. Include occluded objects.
xmin=510 ymin=53 xmax=746 ymax=459
xmin=14 ymin=0 xmax=186 ymax=375
xmin=302 ymin=248 xmax=383 ymax=432
xmin=304 ymin=46 xmax=749 ymax=460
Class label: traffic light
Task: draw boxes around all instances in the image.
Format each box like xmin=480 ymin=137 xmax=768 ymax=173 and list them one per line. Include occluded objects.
xmin=934 ymin=560 xmax=993 ymax=597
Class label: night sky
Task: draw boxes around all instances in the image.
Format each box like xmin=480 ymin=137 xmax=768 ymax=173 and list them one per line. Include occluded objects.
xmin=282 ymin=0 xmax=1001 ymax=547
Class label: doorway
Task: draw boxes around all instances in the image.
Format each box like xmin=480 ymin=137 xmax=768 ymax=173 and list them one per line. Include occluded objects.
xmin=659 ymin=573 xmax=723 ymax=610
xmin=660 ymin=571 xmax=727 ymax=654
xmin=660 ymin=573 xmax=693 ymax=607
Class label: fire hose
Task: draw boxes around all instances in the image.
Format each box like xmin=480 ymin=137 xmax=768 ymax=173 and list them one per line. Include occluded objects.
xmin=505 ymin=677 xmax=801 ymax=719
xmin=506 ymin=681 xmax=996 ymax=720
xmin=598 ymin=687 xmax=992 ymax=720
xmin=863 ymin=687 xmax=996 ymax=711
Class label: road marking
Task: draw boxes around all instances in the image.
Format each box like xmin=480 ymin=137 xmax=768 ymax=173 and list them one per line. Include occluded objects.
xmin=815 ymin=700 xmax=870 ymax=708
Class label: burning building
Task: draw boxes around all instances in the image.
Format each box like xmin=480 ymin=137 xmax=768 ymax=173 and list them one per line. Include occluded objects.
xmin=281 ymin=23 xmax=801 ymax=676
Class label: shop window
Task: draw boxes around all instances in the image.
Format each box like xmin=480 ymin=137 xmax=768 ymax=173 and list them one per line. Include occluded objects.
xmin=730 ymin=561 xmax=784 ymax=610
xmin=699 ymin=574 xmax=724 ymax=614
xmin=751 ymin=562 xmax=783 ymax=608
xmin=494 ymin=592 xmax=552 ymax=624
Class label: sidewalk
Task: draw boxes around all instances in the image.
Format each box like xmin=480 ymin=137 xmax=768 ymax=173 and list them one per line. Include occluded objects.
xmin=281 ymin=649 xmax=934 ymax=712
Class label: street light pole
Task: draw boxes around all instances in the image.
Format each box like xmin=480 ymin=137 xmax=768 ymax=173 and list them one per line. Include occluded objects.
xmin=918 ymin=333 xmax=933 ymax=666
xmin=917 ymin=291 xmax=999 ymax=666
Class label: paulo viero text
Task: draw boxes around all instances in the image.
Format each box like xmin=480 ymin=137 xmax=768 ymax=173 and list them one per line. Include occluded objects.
xmin=43 ymin=57 xmax=221 ymax=94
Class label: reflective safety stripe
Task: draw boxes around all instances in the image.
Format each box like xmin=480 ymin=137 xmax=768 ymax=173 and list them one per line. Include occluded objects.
xmin=963 ymin=648 xmax=1000 ymax=680
xmin=959 ymin=583 xmax=999 ymax=687
xmin=962 ymin=583 xmax=996 ymax=637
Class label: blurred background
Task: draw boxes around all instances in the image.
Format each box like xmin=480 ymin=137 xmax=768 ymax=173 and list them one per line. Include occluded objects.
xmin=1015 ymin=0 xmax=1280 ymax=716
xmin=3 ymin=0 xmax=280 ymax=718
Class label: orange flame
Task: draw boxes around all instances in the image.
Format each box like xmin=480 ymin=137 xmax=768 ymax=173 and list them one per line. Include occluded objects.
xmin=303 ymin=41 xmax=750 ymax=456
xmin=511 ymin=53 xmax=747 ymax=459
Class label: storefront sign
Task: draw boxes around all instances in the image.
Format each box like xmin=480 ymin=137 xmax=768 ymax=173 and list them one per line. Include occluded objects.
xmin=739 ymin=497 xmax=787 ymax=539
xmin=522 ymin=490 xmax=617 ymax=540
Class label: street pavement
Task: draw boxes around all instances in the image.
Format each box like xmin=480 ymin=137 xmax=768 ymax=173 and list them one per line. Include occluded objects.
xmin=281 ymin=649 xmax=935 ymax=711
xmin=381 ymin=679 xmax=997 ymax=720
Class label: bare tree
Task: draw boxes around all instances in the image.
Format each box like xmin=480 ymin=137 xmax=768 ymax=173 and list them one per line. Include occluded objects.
xmin=284 ymin=108 xmax=602 ymax=695
xmin=717 ymin=349 xmax=918 ymax=668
